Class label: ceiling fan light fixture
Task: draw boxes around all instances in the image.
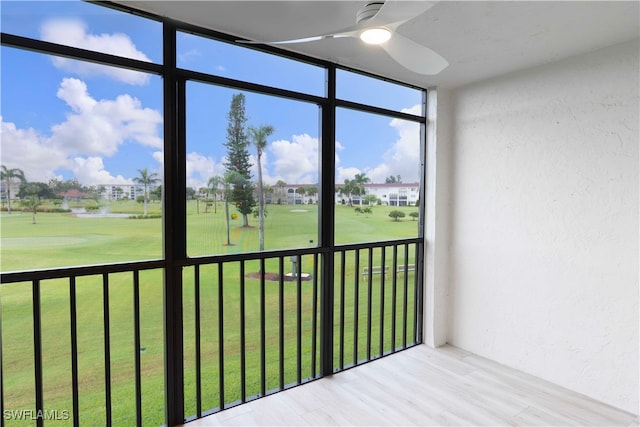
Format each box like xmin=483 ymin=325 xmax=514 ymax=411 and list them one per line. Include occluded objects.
xmin=360 ymin=27 xmax=391 ymax=44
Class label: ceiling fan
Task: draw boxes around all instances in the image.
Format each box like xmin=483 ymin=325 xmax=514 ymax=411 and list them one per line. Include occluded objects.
xmin=238 ymin=1 xmax=448 ymax=75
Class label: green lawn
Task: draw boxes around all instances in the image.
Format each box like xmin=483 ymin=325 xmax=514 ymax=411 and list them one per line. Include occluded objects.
xmin=1 ymin=202 xmax=420 ymax=426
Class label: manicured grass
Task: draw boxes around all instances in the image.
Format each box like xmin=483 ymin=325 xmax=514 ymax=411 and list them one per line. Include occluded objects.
xmin=1 ymin=202 xmax=420 ymax=426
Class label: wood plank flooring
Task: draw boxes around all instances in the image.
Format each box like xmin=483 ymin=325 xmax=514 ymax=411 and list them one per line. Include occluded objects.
xmin=184 ymin=344 xmax=639 ymax=426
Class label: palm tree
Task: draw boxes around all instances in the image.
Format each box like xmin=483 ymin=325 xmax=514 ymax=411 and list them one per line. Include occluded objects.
xmin=353 ymin=172 xmax=370 ymax=206
xmin=133 ymin=168 xmax=160 ymax=216
xmin=207 ymin=175 xmax=225 ymax=214
xmin=21 ymin=183 xmax=42 ymax=224
xmin=276 ymin=180 xmax=286 ymax=204
xmin=248 ymin=124 xmax=275 ymax=251
xmin=1 ymin=165 xmax=26 ymax=214
xmin=340 ymin=179 xmax=356 ymax=206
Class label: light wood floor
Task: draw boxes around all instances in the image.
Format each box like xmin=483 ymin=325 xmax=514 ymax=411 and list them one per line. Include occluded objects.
xmin=184 ymin=344 xmax=639 ymax=426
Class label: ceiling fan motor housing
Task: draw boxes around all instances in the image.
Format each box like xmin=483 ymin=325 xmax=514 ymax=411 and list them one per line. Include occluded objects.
xmin=356 ymin=2 xmax=384 ymax=24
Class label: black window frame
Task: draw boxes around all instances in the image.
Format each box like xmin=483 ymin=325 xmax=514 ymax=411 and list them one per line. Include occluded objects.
xmin=0 ymin=2 xmax=427 ymax=425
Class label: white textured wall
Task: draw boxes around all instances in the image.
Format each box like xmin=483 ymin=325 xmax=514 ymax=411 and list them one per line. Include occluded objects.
xmin=447 ymin=40 xmax=639 ymax=414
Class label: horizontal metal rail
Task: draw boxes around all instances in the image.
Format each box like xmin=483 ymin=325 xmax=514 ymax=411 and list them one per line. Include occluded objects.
xmin=0 ymin=260 xmax=166 ymax=284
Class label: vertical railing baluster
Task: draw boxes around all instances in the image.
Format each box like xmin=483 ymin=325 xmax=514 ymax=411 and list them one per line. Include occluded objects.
xmin=366 ymin=248 xmax=373 ymax=361
xmin=379 ymin=246 xmax=386 ymax=356
xmin=69 ymin=276 xmax=80 ymax=427
xmin=240 ymin=261 xmax=246 ymax=402
xmin=339 ymin=251 xmax=346 ymax=370
xmin=102 ymin=273 xmax=112 ymax=426
xmin=413 ymin=243 xmax=421 ymax=344
xmin=296 ymin=255 xmax=302 ymax=384
xmin=217 ymin=263 xmax=225 ymax=409
xmin=402 ymin=244 xmax=409 ymax=349
xmin=311 ymin=253 xmax=319 ymax=378
xmin=194 ymin=265 xmax=202 ymax=416
xmin=132 ymin=271 xmax=142 ymax=427
xmin=353 ymin=250 xmax=360 ymax=365
xmin=32 ymin=279 xmax=44 ymax=427
xmin=69 ymin=276 xmax=80 ymax=426
xmin=278 ymin=256 xmax=285 ymax=390
xmin=391 ymin=245 xmax=398 ymax=353
xmin=259 ymin=258 xmax=266 ymax=397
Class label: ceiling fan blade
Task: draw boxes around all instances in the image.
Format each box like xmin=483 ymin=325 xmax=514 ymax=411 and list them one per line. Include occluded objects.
xmin=370 ymin=0 xmax=439 ymax=26
xmin=238 ymin=35 xmax=326 ymax=45
xmin=237 ymin=25 xmax=360 ymax=46
xmin=381 ymin=32 xmax=448 ymax=75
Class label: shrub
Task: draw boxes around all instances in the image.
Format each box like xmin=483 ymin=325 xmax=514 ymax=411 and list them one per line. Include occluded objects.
xmin=388 ymin=210 xmax=405 ymax=221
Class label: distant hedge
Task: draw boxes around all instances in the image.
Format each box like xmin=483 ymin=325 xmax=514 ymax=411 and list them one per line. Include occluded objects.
xmin=128 ymin=214 xmax=162 ymax=219
xmin=4 ymin=207 xmax=71 ymax=213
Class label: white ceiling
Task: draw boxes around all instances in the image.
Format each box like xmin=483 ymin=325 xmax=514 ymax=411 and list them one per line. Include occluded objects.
xmin=116 ymin=1 xmax=640 ymax=89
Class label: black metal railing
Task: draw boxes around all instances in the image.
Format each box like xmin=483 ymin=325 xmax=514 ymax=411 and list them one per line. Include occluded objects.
xmin=1 ymin=261 xmax=165 ymax=427
xmin=1 ymin=239 xmax=422 ymax=426
xmin=180 ymin=251 xmax=323 ymax=421
xmin=334 ymin=241 xmax=422 ymax=373
xmin=179 ymin=238 xmax=423 ymax=421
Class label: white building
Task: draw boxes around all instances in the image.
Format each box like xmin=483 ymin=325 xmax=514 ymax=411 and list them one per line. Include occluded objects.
xmin=336 ymin=182 xmax=420 ymax=206
xmin=265 ymin=182 xmax=421 ymax=206
xmin=99 ymin=184 xmax=158 ymax=201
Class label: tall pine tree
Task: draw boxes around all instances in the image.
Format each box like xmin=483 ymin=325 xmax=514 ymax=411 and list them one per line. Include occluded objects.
xmin=223 ymin=93 xmax=255 ymax=227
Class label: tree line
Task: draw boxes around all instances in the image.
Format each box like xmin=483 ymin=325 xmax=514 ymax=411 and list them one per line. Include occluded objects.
xmin=1 ymin=164 xmax=161 ymax=222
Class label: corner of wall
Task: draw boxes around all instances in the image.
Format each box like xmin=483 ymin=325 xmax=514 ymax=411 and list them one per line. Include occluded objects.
xmin=423 ymin=87 xmax=453 ymax=348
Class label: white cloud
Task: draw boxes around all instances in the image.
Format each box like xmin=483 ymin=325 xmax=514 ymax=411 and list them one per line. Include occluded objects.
xmin=363 ymin=105 xmax=422 ymax=183
xmin=50 ymin=78 xmax=162 ymax=156
xmin=334 ymin=140 xmax=345 ymax=166
xmin=245 ymin=104 xmax=420 ymax=187
xmin=0 ymin=117 xmax=67 ymax=182
xmin=70 ymin=157 xmax=133 ymax=186
xmin=40 ymin=19 xmax=151 ymax=85
xmin=336 ymin=166 xmax=362 ymax=184
xmin=269 ymin=133 xmax=319 ymax=184
xmin=152 ymin=151 xmax=164 ymax=167
xmin=178 ymin=48 xmax=201 ymax=63
xmin=377 ymin=106 xmax=421 ymax=183
xmin=186 ymin=152 xmax=225 ymax=190
xmin=0 ymin=79 xmax=162 ymax=186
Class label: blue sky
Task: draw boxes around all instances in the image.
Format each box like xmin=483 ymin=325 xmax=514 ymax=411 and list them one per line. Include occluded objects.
xmin=1 ymin=1 xmax=423 ymax=191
